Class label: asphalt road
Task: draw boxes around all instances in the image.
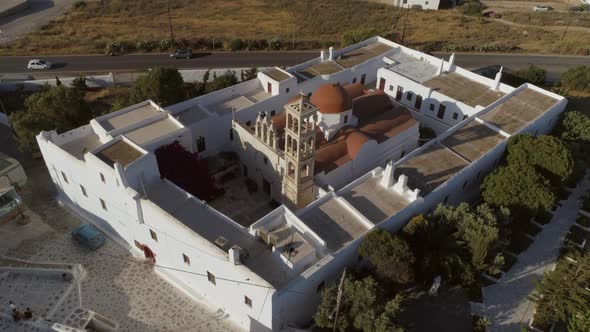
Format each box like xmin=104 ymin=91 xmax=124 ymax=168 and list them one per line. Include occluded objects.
xmin=0 ymin=52 xmax=587 ymax=79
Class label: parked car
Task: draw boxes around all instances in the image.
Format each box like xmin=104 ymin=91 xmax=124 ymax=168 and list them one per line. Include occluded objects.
xmin=27 ymin=59 xmax=52 ymax=70
xmin=170 ymin=49 xmax=192 ymax=59
xmin=72 ymin=224 xmax=106 ymax=250
xmin=533 ymin=5 xmax=552 ymax=11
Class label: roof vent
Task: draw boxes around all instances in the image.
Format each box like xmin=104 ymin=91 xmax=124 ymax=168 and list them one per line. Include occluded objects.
xmin=215 ymin=236 xmax=228 ymax=248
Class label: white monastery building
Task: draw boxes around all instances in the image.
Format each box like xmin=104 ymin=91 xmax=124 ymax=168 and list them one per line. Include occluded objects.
xmin=37 ymin=37 xmax=567 ymax=331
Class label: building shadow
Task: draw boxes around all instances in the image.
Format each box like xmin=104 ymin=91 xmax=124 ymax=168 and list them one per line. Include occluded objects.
xmin=0 ymin=1 xmax=55 ymax=27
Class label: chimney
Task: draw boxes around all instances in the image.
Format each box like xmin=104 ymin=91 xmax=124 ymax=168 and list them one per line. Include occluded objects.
xmin=320 ymin=49 xmax=325 ymax=61
xmin=493 ymin=66 xmax=503 ymax=91
xmin=448 ymin=53 xmax=455 ymax=69
xmin=328 ymin=46 xmax=334 ymax=61
xmin=229 ymin=245 xmax=242 ymax=265
xmin=437 ymin=57 xmax=445 ymax=75
xmin=393 ymin=174 xmax=408 ymax=195
xmin=379 ymin=161 xmax=395 ymax=188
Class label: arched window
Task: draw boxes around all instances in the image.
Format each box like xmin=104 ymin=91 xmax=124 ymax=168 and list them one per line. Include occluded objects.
xmin=293 ymin=118 xmax=299 ymax=134
xmin=302 ymin=164 xmax=310 ymax=177
xmin=292 ymin=139 xmax=298 ymax=156
xmin=268 ymin=130 xmax=275 ymax=147
xmin=288 ymin=162 xmax=295 ymax=178
xmin=287 ymin=114 xmax=293 ymax=131
xmin=263 ymin=123 xmax=268 ymax=142
xmin=256 ymin=121 xmax=262 ymax=138
xmin=286 ymin=136 xmax=292 ymax=153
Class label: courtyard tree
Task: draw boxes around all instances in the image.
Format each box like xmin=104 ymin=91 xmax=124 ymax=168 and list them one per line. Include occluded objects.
xmin=531 ymin=254 xmax=590 ymax=326
xmin=506 ymin=134 xmax=574 ymax=183
xmin=10 ymin=85 xmax=91 ymax=151
xmin=359 ymin=229 xmax=415 ymax=285
xmin=482 ymin=163 xmax=555 ymax=216
xmin=559 ymin=111 xmax=590 ymax=143
xmin=314 ymin=273 xmax=405 ymax=332
xmin=154 ymin=141 xmax=216 ymax=201
xmin=207 ymin=71 xmax=239 ymax=93
xmin=513 ymin=65 xmax=546 ymax=85
xmin=129 ymin=67 xmax=185 ymax=106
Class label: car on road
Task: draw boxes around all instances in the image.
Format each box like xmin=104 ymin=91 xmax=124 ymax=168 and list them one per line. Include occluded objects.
xmin=27 ymin=59 xmax=52 ymax=70
xmin=72 ymin=224 xmax=106 ymax=250
xmin=483 ymin=11 xmax=502 ymax=18
xmin=170 ymin=49 xmax=192 ymax=59
xmin=533 ymin=5 xmax=552 ymax=11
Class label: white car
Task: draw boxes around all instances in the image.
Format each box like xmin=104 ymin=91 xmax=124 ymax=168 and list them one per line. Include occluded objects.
xmin=27 ymin=59 xmax=52 ymax=70
xmin=533 ymin=5 xmax=552 ymax=11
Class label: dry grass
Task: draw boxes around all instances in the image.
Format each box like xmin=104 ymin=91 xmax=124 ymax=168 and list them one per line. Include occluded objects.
xmin=501 ymin=11 xmax=590 ymax=28
xmin=2 ymin=0 xmax=590 ymax=55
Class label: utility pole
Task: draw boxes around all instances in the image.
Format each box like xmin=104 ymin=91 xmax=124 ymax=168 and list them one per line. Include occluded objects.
xmin=331 ymin=268 xmax=346 ymax=332
xmin=561 ymin=0 xmax=573 ymax=40
xmin=401 ymin=2 xmax=412 ymax=45
xmin=167 ymin=0 xmax=174 ymax=41
xmin=292 ymin=31 xmax=295 ymax=49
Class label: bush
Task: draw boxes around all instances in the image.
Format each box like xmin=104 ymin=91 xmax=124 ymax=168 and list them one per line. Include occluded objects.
xmin=159 ymin=38 xmax=176 ymax=51
xmin=129 ymin=67 xmax=185 ymax=106
xmin=458 ymin=1 xmax=486 ymax=16
xmin=561 ymin=65 xmax=590 ymax=92
xmin=247 ymin=39 xmax=268 ymax=50
xmin=105 ymin=41 xmax=125 ymax=56
xmin=513 ymin=65 xmax=546 ymax=85
xmin=228 ymin=38 xmax=245 ymax=51
xmin=136 ymin=40 xmax=157 ymax=52
xmin=73 ymin=1 xmax=86 ymax=10
xmin=267 ymin=37 xmax=282 ymax=50
xmin=71 ymin=76 xmax=88 ymax=91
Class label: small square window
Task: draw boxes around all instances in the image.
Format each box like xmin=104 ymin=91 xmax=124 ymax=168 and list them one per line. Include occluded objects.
xmin=207 ymin=271 xmax=216 ymax=285
xmin=389 ymin=85 xmax=394 ymax=91
xmin=80 ymin=185 xmax=87 ymax=197
xmin=406 ymin=92 xmax=413 ymax=101
xmin=100 ymin=173 xmax=105 ymax=183
xmin=61 ymin=171 xmax=69 ymax=184
xmin=150 ymin=229 xmax=158 ymax=242
xmin=100 ymin=198 xmax=107 ymax=211
xmin=183 ymin=254 xmax=190 ymax=265
xmin=453 ymin=112 xmax=459 ymax=120
xmin=134 ymin=240 xmax=143 ymax=250
xmin=263 ymin=157 xmax=268 ymax=165
xmin=429 ymin=104 xmax=435 ymax=111
xmin=244 ymin=296 xmax=252 ymax=307
xmin=286 ymin=88 xmax=290 ymax=93
xmin=270 ymin=110 xmax=276 ymax=116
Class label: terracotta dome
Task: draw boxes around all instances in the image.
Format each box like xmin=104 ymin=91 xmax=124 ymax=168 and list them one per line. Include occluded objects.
xmin=311 ymin=84 xmax=352 ymax=114
xmin=343 ymin=83 xmax=366 ymax=100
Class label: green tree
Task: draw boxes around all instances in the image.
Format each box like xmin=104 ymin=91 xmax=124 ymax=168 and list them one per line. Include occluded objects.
xmin=568 ymin=311 xmax=590 ymax=332
xmin=129 ymin=67 xmax=185 ymax=106
xmin=531 ymin=254 xmax=590 ymax=324
xmin=506 ymin=134 xmax=574 ymax=183
xmin=434 ymin=203 xmax=508 ymax=274
xmin=482 ymin=163 xmax=555 ymax=215
xmin=243 ymin=67 xmax=258 ymax=81
xmin=207 ymin=71 xmax=239 ymax=93
xmin=561 ymin=65 xmax=590 ymax=92
xmin=10 ymin=85 xmax=91 ymax=151
xmin=71 ymin=76 xmax=88 ymax=92
xmin=559 ymin=111 xmax=590 ymax=143
xmin=513 ymin=65 xmax=546 ymax=85
xmin=314 ymin=274 xmax=405 ymax=332
xmin=458 ymin=1 xmax=486 ymax=16
xmin=359 ymin=229 xmax=415 ymax=284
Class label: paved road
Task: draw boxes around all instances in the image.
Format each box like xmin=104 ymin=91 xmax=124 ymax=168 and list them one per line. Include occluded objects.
xmin=0 ymin=52 xmax=587 ymax=79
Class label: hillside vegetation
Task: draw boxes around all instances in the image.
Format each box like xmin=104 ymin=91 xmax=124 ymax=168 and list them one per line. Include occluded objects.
xmin=1 ymin=0 xmax=590 ymax=55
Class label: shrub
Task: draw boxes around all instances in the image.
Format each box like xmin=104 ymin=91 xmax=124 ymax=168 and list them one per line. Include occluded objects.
xmin=73 ymin=1 xmax=86 ymax=10
xmin=159 ymin=38 xmax=176 ymax=51
xmin=105 ymin=41 xmax=125 ymax=55
xmin=129 ymin=67 xmax=185 ymax=106
xmin=458 ymin=1 xmax=486 ymax=16
xmin=136 ymin=40 xmax=157 ymax=52
xmin=228 ymin=38 xmax=245 ymax=51
xmin=71 ymin=76 xmax=88 ymax=91
xmin=247 ymin=39 xmax=268 ymax=50
xmin=513 ymin=65 xmax=546 ymax=85
xmin=561 ymin=65 xmax=590 ymax=92
xmin=188 ymin=37 xmax=208 ymax=49
xmin=267 ymin=37 xmax=282 ymax=50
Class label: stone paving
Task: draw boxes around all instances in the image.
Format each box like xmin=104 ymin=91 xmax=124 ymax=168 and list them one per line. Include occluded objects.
xmin=482 ymin=170 xmax=590 ymax=332
xmin=0 ymin=160 xmax=243 ymax=332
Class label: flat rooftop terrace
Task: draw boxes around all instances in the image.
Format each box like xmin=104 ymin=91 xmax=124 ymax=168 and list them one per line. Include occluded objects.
xmin=299 ymin=197 xmax=369 ymax=251
xmin=99 ymin=104 xmax=160 ymax=132
xmin=95 ymin=140 xmax=144 ymax=168
xmin=144 ymin=179 xmax=297 ymax=288
xmin=206 ymin=88 xmax=271 ymax=116
xmin=264 ymin=68 xmax=291 ymax=82
xmin=60 ymin=132 xmax=102 ymax=160
xmin=395 ymin=143 xmax=469 ymax=195
xmin=441 ymin=120 xmax=505 ymax=162
xmin=296 ymin=61 xmax=343 ymax=81
xmin=124 ymin=117 xmax=181 ymax=146
xmin=424 ymin=72 xmax=505 ymax=108
xmin=342 ymin=176 xmax=409 ymax=224
xmin=335 ymin=41 xmax=394 ymax=68
xmin=386 ymin=52 xmax=438 ymax=83
xmin=479 ymin=88 xmax=559 ymax=134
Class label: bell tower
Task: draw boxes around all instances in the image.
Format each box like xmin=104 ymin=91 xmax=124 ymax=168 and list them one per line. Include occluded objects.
xmin=283 ymin=93 xmax=317 ymax=209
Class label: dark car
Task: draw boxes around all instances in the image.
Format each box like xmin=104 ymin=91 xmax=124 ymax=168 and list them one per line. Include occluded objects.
xmin=72 ymin=224 xmax=106 ymax=250
xmin=170 ymin=49 xmax=192 ymax=59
